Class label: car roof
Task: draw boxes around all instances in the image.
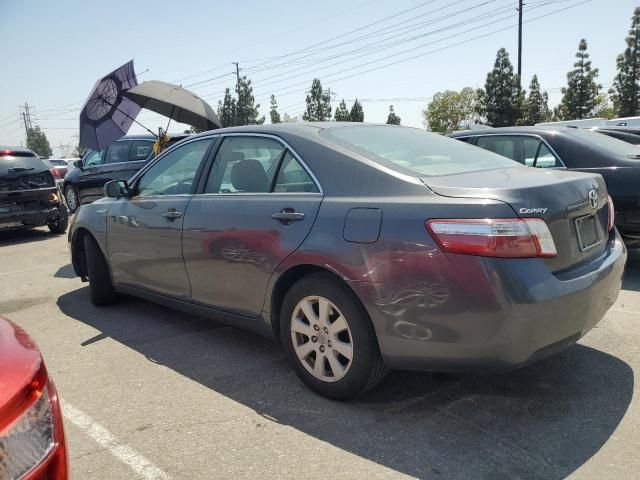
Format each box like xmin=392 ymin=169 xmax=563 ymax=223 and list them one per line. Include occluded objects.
xmin=189 ymin=122 xmax=417 ymax=142
xmin=448 ymin=126 xmax=569 ymax=137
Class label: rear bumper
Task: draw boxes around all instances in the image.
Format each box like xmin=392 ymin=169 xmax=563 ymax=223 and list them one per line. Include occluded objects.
xmin=0 ymin=206 xmax=63 ymax=230
xmin=350 ymin=230 xmax=627 ymax=372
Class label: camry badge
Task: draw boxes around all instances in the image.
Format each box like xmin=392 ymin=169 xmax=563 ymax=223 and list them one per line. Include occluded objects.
xmin=519 ymin=207 xmax=547 ymax=214
xmin=588 ymin=189 xmax=598 ymax=209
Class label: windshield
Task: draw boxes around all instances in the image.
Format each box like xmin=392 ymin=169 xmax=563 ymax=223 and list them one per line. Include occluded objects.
xmin=565 ymin=128 xmax=640 ymax=156
xmin=320 ymin=125 xmax=520 ymax=176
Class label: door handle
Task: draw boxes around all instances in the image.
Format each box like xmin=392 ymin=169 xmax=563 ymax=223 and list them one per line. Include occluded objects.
xmin=162 ymin=209 xmax=183 ymax=219
xmin=272 ymin=210 xmax=305 ymax=222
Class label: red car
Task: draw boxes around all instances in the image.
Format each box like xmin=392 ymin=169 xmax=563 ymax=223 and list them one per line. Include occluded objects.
xmin=0 ymin=316 xmax=67 ymax=479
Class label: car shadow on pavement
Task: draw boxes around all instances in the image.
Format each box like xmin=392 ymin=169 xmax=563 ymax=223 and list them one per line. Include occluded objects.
xmin=622 ymin=249 xmax=640 ymax=292
xmin=57 ymin=288 xmax=633 ymax=480
xmin=0 ymin=227 xmax=61 ymax=246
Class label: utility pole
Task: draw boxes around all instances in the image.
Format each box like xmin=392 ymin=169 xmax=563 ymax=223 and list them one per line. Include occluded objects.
xmin=21 ymin=112 xmax=29 ymax=138
xmin=233 ymin=62 xmax=242 ymax=125
xmin=20 ymin=102 xmax=33 ymax=142
xmin=517 ymin=0 xmax=524 ymax=82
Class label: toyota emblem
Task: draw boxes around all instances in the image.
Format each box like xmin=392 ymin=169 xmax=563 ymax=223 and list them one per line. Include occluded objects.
xmin=588 ymin=189 xmax=598 ymax=209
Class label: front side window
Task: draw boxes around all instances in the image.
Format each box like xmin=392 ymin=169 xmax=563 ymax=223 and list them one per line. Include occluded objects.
xmin=204 ymin=136 xmax=285 ymax=193
xmin=320 ymin=126 xmax=519 ymax=176
xmin=136 ymin=139 xmax=214 ymax=196
xmin=476 ymin=136 xmax=517 ymax=161
xmin=84 ymin=150 xmax=103 ymax=166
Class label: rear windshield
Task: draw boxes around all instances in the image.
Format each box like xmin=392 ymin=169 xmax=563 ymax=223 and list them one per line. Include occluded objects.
xmin=320 ymin=125 xmax=520 ymax=176
xmin=565 ymin=128 xmax=640 ymax=156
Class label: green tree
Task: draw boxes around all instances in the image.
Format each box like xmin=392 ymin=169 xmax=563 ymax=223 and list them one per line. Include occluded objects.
xmin=72 ymin=145 xmax=85 ymax=158
xmin=424 ymin=87 xmax=480 ymax=133
xmin=386 ymin=105 xmax=401 ymax=125
xmin=269 ymin=94 xmax=281 ymax=124
xmin=236 ymin=76 xmax=264 ymax=125
xmin=334 ymin=99 xmax=350 ymax=121
xmin=611 ymin=7 xmax=640 ymax=117
xmin=303 ymin=79 xmax=332 ymax=121
xmin=349 ymin=99 xmax=364 ymax=122
xmin=26 ymin=125 xmax=52 ymax=157
xmin=481 ymin=48 xmax=523 ymax=127
xmin=217 ymin=88 xmax=237 ymax=127
xmin=282 ymin=112 xmax=298 ymax=123
xmin=522 ymin=75 xmax=551 ymax=125
xmin=558 ymin=39 xmax=602 ymax=119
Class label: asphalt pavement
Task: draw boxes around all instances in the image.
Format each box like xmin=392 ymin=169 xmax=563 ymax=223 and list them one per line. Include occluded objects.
xmin=1 ymin=227 xmax=638 ymax=479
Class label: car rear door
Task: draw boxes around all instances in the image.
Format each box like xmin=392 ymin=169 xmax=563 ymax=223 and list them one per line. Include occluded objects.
xmin=101 ymin=139 xmax=154 ymax=183
xmin=182 ymin=134 xmax=323 ymax=317
xmin=107 ymin=137 xmax=216 ymax=299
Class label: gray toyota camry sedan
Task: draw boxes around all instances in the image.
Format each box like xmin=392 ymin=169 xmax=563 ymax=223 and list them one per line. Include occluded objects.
xmin=69 ymin=123 xmax=626 ymax=399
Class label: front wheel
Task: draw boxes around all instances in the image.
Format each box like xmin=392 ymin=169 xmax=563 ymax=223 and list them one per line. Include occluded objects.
xmin=280 ymin=273 xmax=387 ymax=400
xmin=65 ymin=185 xmax=79 ymax=213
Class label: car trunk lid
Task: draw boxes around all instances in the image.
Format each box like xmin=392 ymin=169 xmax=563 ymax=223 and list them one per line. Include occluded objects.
xmin=422 ymin=167 xmax=610 ymax=272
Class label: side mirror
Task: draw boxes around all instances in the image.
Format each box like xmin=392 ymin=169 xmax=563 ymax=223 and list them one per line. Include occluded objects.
xmin=73 ymin=159 xmax=84 ymax=169
xmin=104 ymin=180 xmax=131 ymax=199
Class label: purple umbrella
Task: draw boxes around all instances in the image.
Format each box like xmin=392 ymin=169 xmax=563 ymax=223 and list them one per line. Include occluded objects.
xmin=79 ymin=60 xmax=149 ymax=151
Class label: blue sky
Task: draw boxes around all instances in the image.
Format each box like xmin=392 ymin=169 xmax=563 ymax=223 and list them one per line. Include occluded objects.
xmin=0 ymin=0 xmax=636 ymax=155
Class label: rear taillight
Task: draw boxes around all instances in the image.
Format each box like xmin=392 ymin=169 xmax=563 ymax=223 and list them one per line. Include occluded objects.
xmin=49 ymin=168 xmax=61 ymax=178
xmin=426 ymin=218 xmax=557 ymax=258
xmin=607 ymin=195 xmax=615 ymax=232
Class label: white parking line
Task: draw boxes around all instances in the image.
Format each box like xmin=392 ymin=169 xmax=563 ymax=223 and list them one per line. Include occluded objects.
xmin=61 ymin=400 xmax=171 ymax=480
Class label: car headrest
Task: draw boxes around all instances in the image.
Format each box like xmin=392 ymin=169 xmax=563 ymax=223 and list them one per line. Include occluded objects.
xmin=230 ymin=159 xmax=269 ymax=192
xmin=229 ymin=151 xmax=245 ymax=162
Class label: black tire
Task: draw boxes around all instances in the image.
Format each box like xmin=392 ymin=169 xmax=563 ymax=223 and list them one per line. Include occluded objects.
xmin=83 ymin=235 xmax=117 ymax=306
xmin=65 ymin=185 xmax=79 ymax=213
xmin=48 ymin=205 xmax=69 ymax=234
xmin=280 ymin=272 xmax=387 ymax=400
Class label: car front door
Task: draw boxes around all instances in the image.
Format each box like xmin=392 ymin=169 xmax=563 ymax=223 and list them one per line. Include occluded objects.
xmin=75 ymin=148 xmax=107 ymax=203
xmin=107 ymin=137 xmax=216 ymax=298
xmin=182 ymin=135 xmax=323 ymax=317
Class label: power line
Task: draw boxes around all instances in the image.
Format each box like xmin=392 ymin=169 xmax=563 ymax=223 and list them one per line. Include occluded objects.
xmin=280 ymin=0 xmax=590 ymax=115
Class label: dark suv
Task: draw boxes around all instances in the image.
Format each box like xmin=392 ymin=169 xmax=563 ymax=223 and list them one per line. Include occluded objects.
xmin=0 ymin=147 xmax=69 ymax=233
xmin=63 ymin=133 xmax=190 ymax=212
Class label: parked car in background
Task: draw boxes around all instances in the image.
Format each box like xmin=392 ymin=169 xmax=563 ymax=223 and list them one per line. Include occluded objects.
xmin=42 ymin=159 xmax=65 ymax=188
xmin=449 ymin=126 xmax=640 ymax=248
xmin=0 ymin=147 xmax=69 ymax=233
xmin=47 ymin=158 xmax=69 ymax=177
xmin=590 ymin=126 xmax=640 ymax=145
xmin=63 ymin=133 xmax=190 ymax=212
xmin=69 ymin=123 xmax=625 ymax=399
xmin=0 ymin=316 xmax=67 ymax=479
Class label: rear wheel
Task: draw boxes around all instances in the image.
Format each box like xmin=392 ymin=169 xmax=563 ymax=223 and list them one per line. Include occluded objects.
xmin=84 ymin=235 xmax=117 ymax=306
xmin=280 ymin=273 xmax=387 ymax=400
xmin=48 ymin=206 xmax=69 ymax=234
xmin=65 ymin=185 xmax=79 ymax=213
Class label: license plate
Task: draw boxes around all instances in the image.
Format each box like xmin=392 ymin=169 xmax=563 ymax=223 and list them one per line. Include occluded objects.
xmin=575 ymin=214 xmax=601 ymax=251
xmin=0 ymin=205 xmax=10 ymax=214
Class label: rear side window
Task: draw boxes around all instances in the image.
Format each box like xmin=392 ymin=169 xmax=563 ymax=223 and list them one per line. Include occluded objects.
xmin=104 ymin=142 xmax=130 ymax=164
xmin=129 ymin=140 xmax=153 ymax=161
xmin=320 ymin=126 xmax=518 ymax=176
xmin=274 ymin=152 xmax=319 ymax=193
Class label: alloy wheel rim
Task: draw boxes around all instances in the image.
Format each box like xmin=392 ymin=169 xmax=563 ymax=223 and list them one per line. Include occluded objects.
xmin=290 ymin=296 xmax=353 ymax=383
xmin=66 ymin=188 xmax=77 ymax=210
